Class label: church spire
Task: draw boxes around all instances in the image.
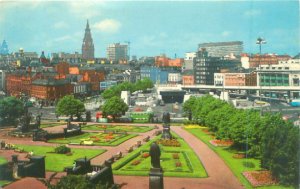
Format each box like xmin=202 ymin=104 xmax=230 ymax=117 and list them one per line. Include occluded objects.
xmin=82 ymin=20 xmax=94 ymax=60
xmin=86 ymin=19 xmax=90 ymax=30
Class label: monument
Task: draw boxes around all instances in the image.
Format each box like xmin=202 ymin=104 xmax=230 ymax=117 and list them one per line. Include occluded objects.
xmin=161 ymin=112 xmax=172 ymax=139
xmin=149 ymin=142 xmax=163 ymax=189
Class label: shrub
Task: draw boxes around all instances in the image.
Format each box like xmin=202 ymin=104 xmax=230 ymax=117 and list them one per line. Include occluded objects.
xmin=54 ymin=145 xmax=71 ymax=154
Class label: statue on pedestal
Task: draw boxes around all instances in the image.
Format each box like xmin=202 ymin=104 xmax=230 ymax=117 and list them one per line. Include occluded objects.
xmin=150 ymin=142 xmax=161 ymax=168
xmin=149 ymin=142 xmax=163 ymax=189
xmin=161 ymin=112 xmax=172 ymax=140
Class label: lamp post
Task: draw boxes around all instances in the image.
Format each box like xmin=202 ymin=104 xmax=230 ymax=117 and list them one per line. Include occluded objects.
xmin=256 ymin=37 xmax=266 ymax=100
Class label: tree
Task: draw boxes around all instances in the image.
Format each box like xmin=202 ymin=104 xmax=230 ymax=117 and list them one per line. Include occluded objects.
xmin=56 ymin=95 xmax=85 ymax=120
xmin=0 ymin=96 xmax=24 ymax=126
xmin=102 ymin=96 xmax=128 ymax=121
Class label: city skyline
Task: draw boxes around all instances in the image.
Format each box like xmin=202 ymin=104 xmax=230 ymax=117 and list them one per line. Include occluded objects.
xmin=0 ymin=1 xmax=299 ymax=58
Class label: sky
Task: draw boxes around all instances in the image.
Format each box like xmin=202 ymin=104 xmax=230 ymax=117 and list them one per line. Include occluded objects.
xmin=0 ymin=0 xmax=299 ymax=58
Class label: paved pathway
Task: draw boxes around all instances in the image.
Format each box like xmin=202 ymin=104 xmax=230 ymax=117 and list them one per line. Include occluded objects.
xmin=1 ymin=123 xmax=245 ymax=189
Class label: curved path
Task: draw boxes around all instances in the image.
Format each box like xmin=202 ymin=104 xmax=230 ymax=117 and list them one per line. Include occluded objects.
xmin=1 ymin=124 xmax=244 ymax=189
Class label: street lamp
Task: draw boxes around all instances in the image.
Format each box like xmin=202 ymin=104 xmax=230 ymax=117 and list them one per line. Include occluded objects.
xmin=256 ymin=37 xmax=267 ymax=100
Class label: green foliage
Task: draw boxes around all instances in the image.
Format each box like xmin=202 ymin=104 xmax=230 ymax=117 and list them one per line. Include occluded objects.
xmin=0 ymin=96 xmax=24 ymax=125
xmin=260 ymin=114 xmax=299 ymax=186
xmin=54 ymin=145 xmax=71 ymax=154
xmin=183 ymin=95 xmax=300 ymax=186
xmin=102 ymin=96 xmax=128 ymax=120
xmin=101 ymin=78 xmax=153 ymax=99
xmin=47 ymin=175 xmax=110 ymax=189
xmin=56 ymin=95 xmax=85 ymax=119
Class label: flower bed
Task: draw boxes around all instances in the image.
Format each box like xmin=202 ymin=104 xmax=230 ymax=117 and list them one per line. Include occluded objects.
xmin=175 ymin=161 xmax=182 ymax=167
xmin=172 ymin=153 xmax=179 ymax=159
xmin=243 ymin=171 xmax=278 ymax=187
xmin=131 ymin=160 xmax=141 ymax=166
xmin=233 ymin=153 xmax=245 ymax=159
xmin=141 ymin=152 xmax=150 ymax=158
xmin=156 ymin=139 xmax=181 ymax=147
xmin=209 ymin=139 xmax=233 ymax=147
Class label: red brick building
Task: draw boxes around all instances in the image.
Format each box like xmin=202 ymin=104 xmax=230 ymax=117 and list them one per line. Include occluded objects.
xmin=31 ymin=79 xmax=73 ymax=101
xmin=249 ymin=54 xmax=291 ymax=68
xmin=224 ymin=72 xmax=257 ymax=86
xmin=5 ymin=71 xmax=35 ymax=97
xmin=182 ymin=75 xmax=194 ymax=85
xmin=155 ymin=56 xmax=183 ymax=68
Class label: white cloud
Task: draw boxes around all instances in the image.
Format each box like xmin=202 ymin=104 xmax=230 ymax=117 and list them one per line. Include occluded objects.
xmin=93 ymin=19 xmax=121 ymax=33
xmin=244 ymin=9 xmax=261 ymax=17
xmin=69 ymin=0 xmax=103 ymax=19
xmin=53 ymin=21 xmax=68 ymax=29
xmin=54 ymin=35 xmax=72 ymax=42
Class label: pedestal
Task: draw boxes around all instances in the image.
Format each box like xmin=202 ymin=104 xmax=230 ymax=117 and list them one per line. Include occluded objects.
xmin=149 ymin=168 xmax=163 ymax=189
xmin=161 ymin=125 xmax=172 ymax=140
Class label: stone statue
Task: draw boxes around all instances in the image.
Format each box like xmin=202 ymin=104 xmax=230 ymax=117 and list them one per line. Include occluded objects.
xmin=150 ymin=142 xmax=161 ymax=168
xmin=162 ymin=112 xmax=170 ymax=125
xmin=161 ymin=111 xmax=172 ymax=139
xmin=35 ymin=114 xmax=42 ymax=129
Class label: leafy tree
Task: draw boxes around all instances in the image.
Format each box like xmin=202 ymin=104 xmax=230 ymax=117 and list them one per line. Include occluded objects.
xmin=102 ymin=96 xmax=128 ymax=121
xmin=260 ymin=114 xmax=299 ymax=186
xmin=56 ymin=95 xmax=85 ymax=120
xmin=101 ymin=79 xmax=153 ymax=99
xmin=135 ymin=78 xmax=154 ymax=92
xmin=0 ymin=96 xmax=24 ymax=125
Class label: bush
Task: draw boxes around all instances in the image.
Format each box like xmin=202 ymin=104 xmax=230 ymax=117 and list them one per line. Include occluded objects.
xmin=54 ymin=145 xmax=71 ymax=154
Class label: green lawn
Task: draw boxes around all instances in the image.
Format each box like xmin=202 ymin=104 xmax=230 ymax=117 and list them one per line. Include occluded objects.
xmin=185 ymin=127 xmax=293 ymax=189
xmin=82 ymin=124 xmax=154 ymax=133
xmin=40 ymin=122 xmax=66 ymax=128
xmin=0 ymin=156 xmax=7 ymax=165
xmin=48 ymin=132 xmax=138 ymax=146
xmin=0 ymin=180 xmax=11 ymax=187
xmin=113 ymin=133 xmax=207 ymax=178
xmin=15 ymin=145 xmax=105 ymax=172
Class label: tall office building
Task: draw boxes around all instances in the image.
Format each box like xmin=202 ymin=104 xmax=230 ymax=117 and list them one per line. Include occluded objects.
xmin=106 ymin=43 xmax=128 ymax=63
xmin=82 ymin=20 xmax=95 ymax=60
xmin=193 ymin=48 xmax=241 ymax=85
xmin=198 ymin=41 xmax=243 ymax=57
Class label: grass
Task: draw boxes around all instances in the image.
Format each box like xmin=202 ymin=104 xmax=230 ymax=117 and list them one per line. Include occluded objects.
xmin=0 ymin=180 xmax=11 ymax=187
xmin=82 ymin=124 xmax=154 ymax=133
xmin=48 ymin=132 xmax=138 ymax=146
xmin=40 ymin=122 xmax=66 ymax=128
xmin=0 ymin=157 xmax=7 ymax=165
xmin=15 ymin=145 xmax=105 ymax=172
xmin=185 ymin=127 xmax=293 ymax=189
xmin=113 ymin=133 xmax=207 ymax=178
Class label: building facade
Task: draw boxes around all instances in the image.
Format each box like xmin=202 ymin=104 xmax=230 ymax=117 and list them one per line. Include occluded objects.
xmin=249 ymin=54 xmax=291 ymax=68
xmin=182 ymin=75 xmax=194 ymax=85
xmin=140 ymin=66 xmax=169 ymax=84
xmin=198 ymin=41 xmax=243 ymax=57
xmin=193 ymin=48 xmax=241 ymax=85
xmin=82 ymin=20 xmax=95 ymax=60
xmin=106 ymin=43 xmax=128 ymax=63
xmin=31 ymin=79 xmax=73 ymax=101
xmin=0 ymin=70 xmax=5 ymax=91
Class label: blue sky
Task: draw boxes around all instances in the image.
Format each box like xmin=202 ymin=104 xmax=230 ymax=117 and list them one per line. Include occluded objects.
xmin=0 ymin=1 xmax=299 ymax=58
